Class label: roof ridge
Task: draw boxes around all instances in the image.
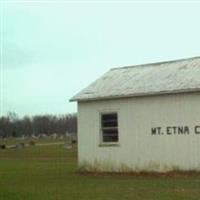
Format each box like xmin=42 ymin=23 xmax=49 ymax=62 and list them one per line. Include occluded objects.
xmin=111 ymin=56 xmax=200 ymax=71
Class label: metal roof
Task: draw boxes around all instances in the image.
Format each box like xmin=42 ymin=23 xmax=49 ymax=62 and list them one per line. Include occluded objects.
xmin=70 ymin=56 xmax=200 ymax=102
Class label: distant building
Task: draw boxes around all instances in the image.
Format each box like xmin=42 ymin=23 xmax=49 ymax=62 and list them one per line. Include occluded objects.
xmin=70 ymin=57 xmax=200 ymax=172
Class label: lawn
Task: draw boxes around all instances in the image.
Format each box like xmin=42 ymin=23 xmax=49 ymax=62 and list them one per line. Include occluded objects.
xmin=0 ymin=141 xmax=200 ymax=200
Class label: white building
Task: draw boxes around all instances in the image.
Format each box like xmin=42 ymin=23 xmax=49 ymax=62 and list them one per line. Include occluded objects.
xmin=70 ymin=57 xmax=200 ymax=172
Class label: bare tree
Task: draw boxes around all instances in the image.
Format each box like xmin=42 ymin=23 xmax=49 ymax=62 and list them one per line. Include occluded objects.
xmin=0 ymin=112 xmax=77 ymax=138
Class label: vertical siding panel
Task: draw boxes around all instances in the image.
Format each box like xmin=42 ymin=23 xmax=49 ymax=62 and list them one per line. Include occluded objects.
xmin=78 ymin=92 xmax=200 ymax=172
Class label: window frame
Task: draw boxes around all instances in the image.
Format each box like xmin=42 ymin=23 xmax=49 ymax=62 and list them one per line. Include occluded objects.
xmin=99 ymin=111 xmax=120 ymax=146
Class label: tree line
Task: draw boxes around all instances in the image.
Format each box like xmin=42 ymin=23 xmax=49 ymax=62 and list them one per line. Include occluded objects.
xmin=0 ymin=112 xmax=77 ymax=138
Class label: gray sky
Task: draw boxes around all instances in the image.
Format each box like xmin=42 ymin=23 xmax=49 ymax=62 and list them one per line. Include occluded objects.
xmin=1 ymin=1 xmax=200 ymax=117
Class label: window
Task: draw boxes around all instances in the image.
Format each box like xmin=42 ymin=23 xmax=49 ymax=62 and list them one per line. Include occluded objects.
xmin=101 ymin=113 xmax=118 ymax=143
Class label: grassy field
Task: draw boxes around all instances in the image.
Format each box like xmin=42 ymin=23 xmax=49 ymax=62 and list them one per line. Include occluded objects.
xmin=0 ymin=140 xmax=200 ymax=200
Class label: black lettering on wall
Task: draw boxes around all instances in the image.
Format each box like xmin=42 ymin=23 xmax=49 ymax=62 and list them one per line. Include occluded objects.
xmin=184 ymin=126 xmax=190 ymax=134
xmin=195 ymin=126 xmax=200 ymax=134
xmin=151 ymin=128 xmax=157 ymax=135
xmin=178 ymin=127 xmax=184 ymax=134
xmin=167 ymin=127 xmax=172 ymax=135
xmin=151 ymin=125 xmax=200 ymax=136
xmin=151 ymin=127 xmax=162 ymax=135
xmin=172 ymin=127 xmax=177 ymax=134
xmin=157 ymin=127 xmax=162 ymax=135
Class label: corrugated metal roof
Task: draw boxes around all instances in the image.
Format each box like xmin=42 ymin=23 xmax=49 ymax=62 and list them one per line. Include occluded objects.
xmin=70 ymin=56 xmax=200 ymax=102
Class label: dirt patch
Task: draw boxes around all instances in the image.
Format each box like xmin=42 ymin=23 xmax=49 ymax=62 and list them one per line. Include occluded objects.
xmin=76 ymin=170 xmax=200 ymax=178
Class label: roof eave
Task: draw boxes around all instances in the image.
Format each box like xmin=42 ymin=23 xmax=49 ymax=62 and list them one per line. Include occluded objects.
xmin=70 ymin=88 xmax=200 ymax=102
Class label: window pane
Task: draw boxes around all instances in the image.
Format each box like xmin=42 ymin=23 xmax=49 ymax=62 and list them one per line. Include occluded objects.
xmin=102 ymin=113 xmax=117 ymax=121
xmin=102 ymin=120 xmax=118 ymax=127
xmin=103 ymin=135 xmax=118 ymax=142
xmin=101 ymin=112 xmax=118 ymax=143
xmin=102 ymin=128 xmax=118 ymax=142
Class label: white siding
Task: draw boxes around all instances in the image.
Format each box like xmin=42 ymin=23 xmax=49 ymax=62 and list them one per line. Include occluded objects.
xmin=78 ymin=92 xmax=200 ymax=172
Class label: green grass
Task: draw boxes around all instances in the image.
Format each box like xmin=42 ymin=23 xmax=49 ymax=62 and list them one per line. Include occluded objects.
xmin=0 ymin=141 xmax=200 ymax=200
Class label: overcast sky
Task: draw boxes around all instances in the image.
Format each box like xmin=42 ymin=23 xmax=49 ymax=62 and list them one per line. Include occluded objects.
xmin=1 ymin=1 xmax=200 ymax=117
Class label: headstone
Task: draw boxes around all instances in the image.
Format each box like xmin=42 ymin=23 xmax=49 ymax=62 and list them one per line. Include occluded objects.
xmin=15 ymin=143 xmax=25 ymax=149
xmin=63 ymin=143 xmax=72 ymax=149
